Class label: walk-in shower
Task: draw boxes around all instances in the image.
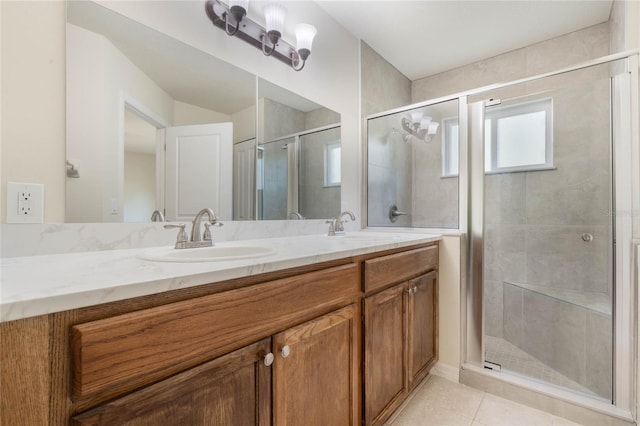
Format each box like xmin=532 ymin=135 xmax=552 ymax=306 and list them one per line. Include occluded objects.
xmin=365 ymin=52 xmax=638 ymax=418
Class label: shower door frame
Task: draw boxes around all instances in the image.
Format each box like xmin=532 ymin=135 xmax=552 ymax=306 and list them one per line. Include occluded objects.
xmin=463 ymin=52 xmax=639 ymax=420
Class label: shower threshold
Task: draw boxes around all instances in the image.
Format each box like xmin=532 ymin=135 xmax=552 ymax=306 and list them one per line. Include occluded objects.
xmin=485 ymin=336 xmax=598 ymax=397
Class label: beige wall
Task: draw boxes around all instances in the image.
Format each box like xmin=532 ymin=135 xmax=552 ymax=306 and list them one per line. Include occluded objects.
xmin=438 ymin=235 xmax=462 ymax=371
xmin=360 ymin=41 xmax=411 ymax=117
xmin=66 ymin=22 xmax=174 ymax=223
xmin=173 ymin=101 xmax=230 ymax=127
xmin=1 ymin=1 xmax=66 ymax=223
xmin=123 ymin=151 xmax=156 ymax=222
xmin=412 ymin=23 xmax=610 ymax=103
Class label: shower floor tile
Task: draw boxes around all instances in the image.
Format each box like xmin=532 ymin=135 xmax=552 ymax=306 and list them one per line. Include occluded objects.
xmin=485 ymin=336 xmax=597 ymax=397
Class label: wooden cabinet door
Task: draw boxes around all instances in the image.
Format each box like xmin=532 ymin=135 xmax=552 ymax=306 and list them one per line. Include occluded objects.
xmin=407 ymin=271 xmax=438 ymax=390
xmin=363 ymin=283 xmax=407 ymax=426
xmin=72 ymin=338 xmax=272 ymax=426
xmin=273 ymin=304 xmax=359 ymax=426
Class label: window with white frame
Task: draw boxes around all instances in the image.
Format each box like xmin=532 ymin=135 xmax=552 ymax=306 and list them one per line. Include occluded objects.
xmin=443 ymin=98 xmax=553 ymax=176
xmin=324 ymin=141 xmax=341 ymax=187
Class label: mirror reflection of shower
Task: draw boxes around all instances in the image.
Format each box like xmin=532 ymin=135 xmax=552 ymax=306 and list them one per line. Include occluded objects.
xmin=258 ymin=124 xmax=341 ymax=220
xmin=367 ymin=98 xmax=459 ymax=229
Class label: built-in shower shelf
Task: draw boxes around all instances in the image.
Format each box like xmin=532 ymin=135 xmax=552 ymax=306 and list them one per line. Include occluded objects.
xmin=505 ymin=281 xmax=611 ymax=316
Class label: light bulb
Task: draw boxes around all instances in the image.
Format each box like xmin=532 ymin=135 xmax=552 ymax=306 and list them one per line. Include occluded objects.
xmin=410 ymin=110 xmax=423 ymax=125
xmin=264 ymin=2 xmax=286 ymax=42
xmin=427 ymin=122 xmax=440 ymax=135
xmin=420 ymin=116 xmax=432 ymax=130
xmin=295 ymin=23 xmax=317 ymax=61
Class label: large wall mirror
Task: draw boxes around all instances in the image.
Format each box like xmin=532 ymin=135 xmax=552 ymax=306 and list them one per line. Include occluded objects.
xmin=65 ymin=0 xmax=340 ymax=223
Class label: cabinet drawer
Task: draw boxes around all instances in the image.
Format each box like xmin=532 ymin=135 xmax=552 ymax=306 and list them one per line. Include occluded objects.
xmin=364 ymin=245 xmax=437 ymax=293
xmin=72 ymin=263 xmax=358 ymax=403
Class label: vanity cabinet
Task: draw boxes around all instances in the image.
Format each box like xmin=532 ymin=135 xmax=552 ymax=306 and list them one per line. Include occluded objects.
xmin=70 ymin=263 xmax=360 ymax=425
xmin=73 ymin=304 xmax=359 ymax=426
xmin=362 ymin=246 xmax=439 ymax=426
xmin=73 ymin=338 xmax=273 ymax=425
xmin=0 ymin=240 xmax=439 ymax=426
xmin=273 ymin=304 xmax=358 ymax=425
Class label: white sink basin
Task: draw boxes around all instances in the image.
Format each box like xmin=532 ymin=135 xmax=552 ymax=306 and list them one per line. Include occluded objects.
xmin=139 ymin=245 xmax=276 ymax=263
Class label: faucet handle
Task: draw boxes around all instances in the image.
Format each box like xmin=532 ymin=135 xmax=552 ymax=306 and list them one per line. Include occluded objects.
xmin=164 ymin=223 xmax=188 ymax=247
xmin=203 ymin=221 xmax=223 ymax=243
xmin=325 ymin=219 xmax=336 ymax=237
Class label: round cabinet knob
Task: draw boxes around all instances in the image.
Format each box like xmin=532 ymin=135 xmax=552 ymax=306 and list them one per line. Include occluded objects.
xmin=281 ymin=345 xmax=291 ymax=358
xmin=263 ymin=352 xmax=274 ymax=366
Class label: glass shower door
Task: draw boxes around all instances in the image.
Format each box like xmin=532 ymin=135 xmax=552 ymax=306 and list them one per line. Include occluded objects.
xmin=478 ymin=66 xmax=615 ymax=401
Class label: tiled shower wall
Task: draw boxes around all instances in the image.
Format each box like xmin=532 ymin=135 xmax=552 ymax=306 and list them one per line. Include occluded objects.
xmin=361 ymin=41 xmax=413 ymax=227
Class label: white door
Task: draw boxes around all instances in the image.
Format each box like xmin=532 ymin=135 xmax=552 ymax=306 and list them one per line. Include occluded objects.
xmin=165 ymin=123 xmax=233 ymax=221
xmin=233 ymin=138 xmax=256 ymax=220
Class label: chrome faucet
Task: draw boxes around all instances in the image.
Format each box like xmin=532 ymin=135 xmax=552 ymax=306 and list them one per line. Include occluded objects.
xmin=191 ymin=208 xmax=219 ymax=242
xmin=326 ymin=211 xmax=356 ymax=236
xmin=164 ymin=208 xmax=223 ymax=249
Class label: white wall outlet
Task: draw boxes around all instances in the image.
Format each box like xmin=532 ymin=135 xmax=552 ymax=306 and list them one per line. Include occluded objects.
xmin=7 ymin=182 xmax=45 ymax=223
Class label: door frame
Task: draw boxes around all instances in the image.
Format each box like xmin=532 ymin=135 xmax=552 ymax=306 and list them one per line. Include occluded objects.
xmin=119 ymin=92 xmax=171 ymax=217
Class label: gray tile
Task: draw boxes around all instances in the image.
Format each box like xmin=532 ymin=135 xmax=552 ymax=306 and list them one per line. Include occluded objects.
xmin=484 ymin=280 xmax=504 ymax=338
xmin=522 ymin=291 xmax=555 ymax=366
xmin=551 ymin=301 xmax=587 ymax=387
xmin=526 ymin=226 xmax=608 ymax=292
xmin=585 ymin=311 xmax=613 ymax=399
xmin=485 ymin=174 xmax=526 ymax=226
xmin=503 ymin=284 xmax=524 ymax=349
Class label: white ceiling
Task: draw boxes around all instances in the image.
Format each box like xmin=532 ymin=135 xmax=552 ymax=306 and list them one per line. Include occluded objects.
xmin=316 ymin=0 xmax=613 ymax=80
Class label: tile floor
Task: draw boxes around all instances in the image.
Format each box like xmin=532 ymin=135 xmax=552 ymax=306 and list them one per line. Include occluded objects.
xmin=387 ymin=375 xmax=582 ymax=426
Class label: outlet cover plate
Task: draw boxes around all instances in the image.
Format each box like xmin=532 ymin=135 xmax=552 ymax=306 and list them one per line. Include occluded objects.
xmin=7 ymin=182 xmax=44 ymax=223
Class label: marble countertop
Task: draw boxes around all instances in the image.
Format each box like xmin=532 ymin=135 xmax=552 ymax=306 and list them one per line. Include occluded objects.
xmin=0 ymin=231 xmax=440 ymax=323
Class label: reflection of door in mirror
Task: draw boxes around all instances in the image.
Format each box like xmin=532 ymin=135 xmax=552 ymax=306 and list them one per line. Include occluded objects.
xmin=164 ymin=123 xmax=233 ymax=222
xmin=123 ymin=108 xmax=162 ymax=222
xmin=233 ymin=139 xmax=256 ymax=221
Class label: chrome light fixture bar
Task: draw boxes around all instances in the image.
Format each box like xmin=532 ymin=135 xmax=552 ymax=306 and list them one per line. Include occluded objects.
xmin=205 ymin=0 xmax=317 ymax=71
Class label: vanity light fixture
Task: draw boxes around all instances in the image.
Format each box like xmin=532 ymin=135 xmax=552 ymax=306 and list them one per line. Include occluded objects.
xmin=400 ymin=111 xmax=440 ymax=142
xmin=205 ymin=0 xmax=317 ymax=71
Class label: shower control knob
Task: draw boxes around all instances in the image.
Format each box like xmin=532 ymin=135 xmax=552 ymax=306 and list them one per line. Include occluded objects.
xmin=581 ymin=233 xmax=594 ymax=242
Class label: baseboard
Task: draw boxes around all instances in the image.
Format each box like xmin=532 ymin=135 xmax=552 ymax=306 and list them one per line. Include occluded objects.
xmin=430 ymin=362 xmax=459 ymax=383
